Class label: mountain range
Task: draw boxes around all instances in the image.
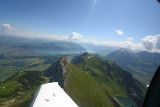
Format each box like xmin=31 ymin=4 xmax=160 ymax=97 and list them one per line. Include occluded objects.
xmin=107 ymin=48 xmax=160 ymax=85
xmin=0 ymin=35 xmax=159 ymax=107
xmin=45 ymin=52 xmax=146 ymax=107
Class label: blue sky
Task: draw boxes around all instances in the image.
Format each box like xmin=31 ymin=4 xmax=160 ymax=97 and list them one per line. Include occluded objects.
xmin=0 ymin=0 xmax=160 ymax=51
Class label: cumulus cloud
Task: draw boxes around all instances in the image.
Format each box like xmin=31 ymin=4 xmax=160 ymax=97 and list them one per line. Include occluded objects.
xmin=142 ymin=34 xmax=160 ymax=51
xmin=118 ymin=39 xmax=143 ymax=50
xmin=78 ymin=34 xmax=160 ymax=52
xmin=1 ymin=24 xmax=13 ymax=33
xmin=69 ymin=32 xmax=82 ymax=40
xmin=76 ymin=37 xmax=143 ymax=51
xmin=115 ymin=29 xmax=124 ymax=36
xmin=0 ymin=24 xmax=160 ymax=53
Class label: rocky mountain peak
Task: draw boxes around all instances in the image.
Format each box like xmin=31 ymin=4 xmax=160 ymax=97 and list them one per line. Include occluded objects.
xmin=45 ymin=56 xmax=70 ymax=87
xmin=59 ymin=56 xmax=69 ymax=68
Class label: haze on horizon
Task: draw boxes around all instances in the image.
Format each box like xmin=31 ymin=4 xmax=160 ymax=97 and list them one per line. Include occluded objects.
xmin=0 ymin=0 xmax=160 ymax=52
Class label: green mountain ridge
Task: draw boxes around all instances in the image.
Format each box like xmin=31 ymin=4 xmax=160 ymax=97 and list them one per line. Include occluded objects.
xmin=45 ymin=52 xmax=146 ymax=107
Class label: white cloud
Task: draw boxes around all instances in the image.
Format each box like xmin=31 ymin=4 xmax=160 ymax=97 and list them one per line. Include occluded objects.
xmin=1 ymin=24 xmax=160 ymax=53
xmin=0 ymin=24 xmax=84 ymax=42
xmin=69 ymin=32 xmax=82 ymax=40
xmin=142 ymin=34 xmax=160 ymax=52
xmin=118 ymin=39 xmax=143 ymax=50
xmin=76 ymin=37 xmax=144 ymax=51
xmin=0 ymin=24 xmax=70 ymax=41
xmin=115 ymin=29 xmax=124 ymax=36
xmin=126 ymin=37 xmax=134 ymax=41
xmin=1 ymin=24 xmax=13 ymax=33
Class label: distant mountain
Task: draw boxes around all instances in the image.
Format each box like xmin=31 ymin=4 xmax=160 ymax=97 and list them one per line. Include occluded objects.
xmin=0 ymin=35 xmax=85 ymax=56
xmin=45 ymin=52 xmax=146 ymax=107
xmin=107 ymin=48 xmax=160 ymax=84
xmin=107 ymin=48 xmax=160 ymax=75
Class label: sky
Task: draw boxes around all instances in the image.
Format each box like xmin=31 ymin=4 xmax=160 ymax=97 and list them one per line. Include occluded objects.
xmin=0 ymin=0 xmax=160 ymax=52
